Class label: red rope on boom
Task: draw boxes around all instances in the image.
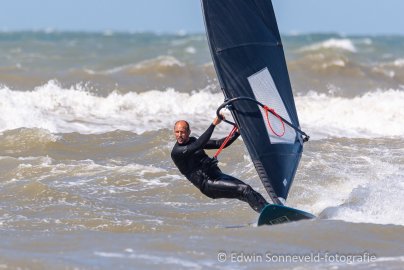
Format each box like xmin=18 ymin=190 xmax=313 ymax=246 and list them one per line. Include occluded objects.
xmin=213 ymin=125 xmax=238 ymax=159
xmin=263 ymin=105 xmax=285 ymax=137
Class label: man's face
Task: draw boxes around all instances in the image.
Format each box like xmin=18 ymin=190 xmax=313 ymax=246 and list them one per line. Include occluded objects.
xmin=174 ymin=122 xmax=190 ymax=145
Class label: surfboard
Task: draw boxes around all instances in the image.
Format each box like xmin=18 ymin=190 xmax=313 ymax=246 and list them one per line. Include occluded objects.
xmin=258 ymin=204 xmax=315 ymax=226
xmin=201 ymin=0 xmax=315 ymax=223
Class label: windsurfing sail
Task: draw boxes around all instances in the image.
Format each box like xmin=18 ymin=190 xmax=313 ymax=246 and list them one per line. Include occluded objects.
xmin=201 ymin=0 xmax=307 ymax=205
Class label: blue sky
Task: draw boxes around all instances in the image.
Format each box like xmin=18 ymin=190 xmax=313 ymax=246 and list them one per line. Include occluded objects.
xmin=1 ymin=0 xmax=403 ymax=35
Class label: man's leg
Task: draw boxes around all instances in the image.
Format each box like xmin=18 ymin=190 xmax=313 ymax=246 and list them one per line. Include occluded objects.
xmin=201 ymin=173 xmax=268 ymax=213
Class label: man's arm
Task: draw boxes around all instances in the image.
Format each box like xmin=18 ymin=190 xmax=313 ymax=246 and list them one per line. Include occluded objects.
xmin=204 ymin=131 xmax=240 ymax=150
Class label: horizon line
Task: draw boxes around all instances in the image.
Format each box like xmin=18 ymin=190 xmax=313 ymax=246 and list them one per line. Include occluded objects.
xmin=1 ymin=28 xmax=404 ymax=37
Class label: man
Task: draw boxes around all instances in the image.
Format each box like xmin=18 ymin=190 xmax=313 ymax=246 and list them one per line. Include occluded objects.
xmin=171 ymin=116 xmax=268 ymax=213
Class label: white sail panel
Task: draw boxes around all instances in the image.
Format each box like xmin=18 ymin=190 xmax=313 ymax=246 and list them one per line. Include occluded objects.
xmin=248 ymin=68 xmax=296 ymax=144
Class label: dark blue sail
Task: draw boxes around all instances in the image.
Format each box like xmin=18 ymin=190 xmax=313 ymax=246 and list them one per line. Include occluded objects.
xmin=201 ymin=0 xmax=304 ymax=204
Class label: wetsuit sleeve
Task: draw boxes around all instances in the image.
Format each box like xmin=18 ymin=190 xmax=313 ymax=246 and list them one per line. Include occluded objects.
xmin=204 ymin=131 xmax=240 ymax=150
xmin=172 ymin=124 xmax=216 ymax=157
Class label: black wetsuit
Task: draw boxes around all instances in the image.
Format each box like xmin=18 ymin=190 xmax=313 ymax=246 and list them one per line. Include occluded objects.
xmin=171 ymin=124 xmax=268 ymax=213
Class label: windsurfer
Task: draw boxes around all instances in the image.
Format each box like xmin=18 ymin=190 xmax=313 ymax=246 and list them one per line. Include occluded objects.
xmin=171 ymin=116 xmax=268 ymax=213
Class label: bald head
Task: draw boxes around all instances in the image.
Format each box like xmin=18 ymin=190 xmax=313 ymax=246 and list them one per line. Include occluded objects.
xmin=174 ymin=120 xmax=191 ymax=145
xmin=174 ymin=120 xmax=190 ymax=132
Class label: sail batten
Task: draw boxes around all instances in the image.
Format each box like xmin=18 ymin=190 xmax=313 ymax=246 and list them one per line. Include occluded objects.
xmin=216 ymin=42 xmax=282 ymax=53
xmin=201 ymin=0 xmax=303 ymax=204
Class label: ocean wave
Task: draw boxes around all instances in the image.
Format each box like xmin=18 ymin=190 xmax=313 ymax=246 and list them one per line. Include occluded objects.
xmin=1 ymin=81 xmax=403 ymax=138
xmin=299 ymin=38 xmax=357 ymax=53
xmin=0 ymin=128 xmax=59 ymax=155
xmin=288 ymin=55 xmax=404 ymax=97
xmin=393 ymin=58 xmax=404 ymax=67
xmin=0 ymin=80 xmax=223 ymax=134
xmin=300 ymin=137 xmax=404 ymax=226
xmin=85 ymin=55 xmax=186 ymax=75
xmin=298 ymin=89 xmax=404 ymax=139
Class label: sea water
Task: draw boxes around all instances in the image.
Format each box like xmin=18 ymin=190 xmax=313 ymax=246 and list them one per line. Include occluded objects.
xmin=0 ymin=31 xmax=403 ymax=269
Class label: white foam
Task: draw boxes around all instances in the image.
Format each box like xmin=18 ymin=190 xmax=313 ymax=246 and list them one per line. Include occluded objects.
xmin=9 ymin=157 xmax=169 ymax=191
xmin=55 ymin=160 xmax=167 ymax=178
xmin=1 ymin=81 xmax=404 ymax=138
xmin=312 ymin=152 xmax=404 ymax=226
xmin=360 ymin=38 xmax=373 ymax=45
xmin=393 ymin=58 xmax=404 ymax=67
xmin=300 ymin=38 xmax=357 ymax=53
xmin=322 ymin=59 xmax=346 ymax=68
xmin=185 ymin=46 xmax=197 ymax=54
xmin=297 ymin=89 xmax=404 ymax=139
xmin=0 ymin=81 xmax=222 ymax=134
